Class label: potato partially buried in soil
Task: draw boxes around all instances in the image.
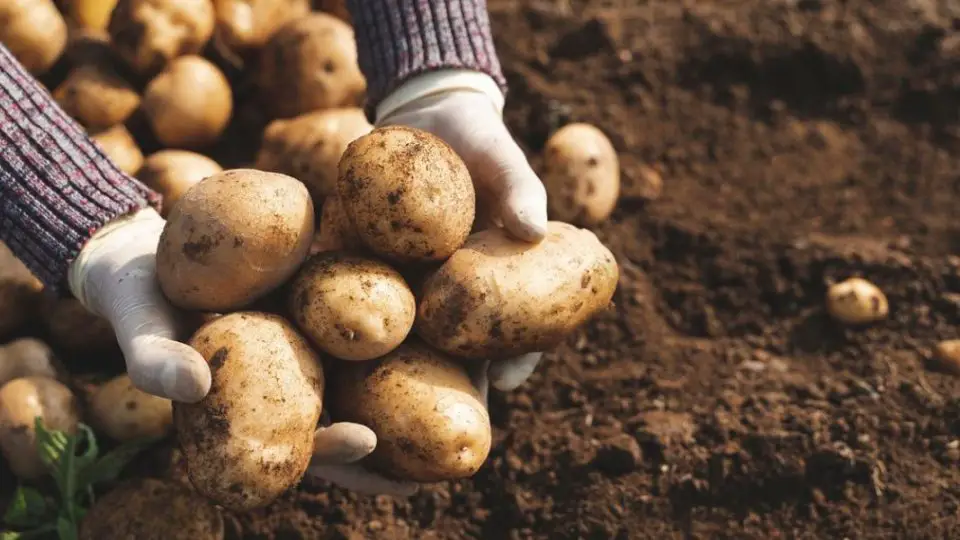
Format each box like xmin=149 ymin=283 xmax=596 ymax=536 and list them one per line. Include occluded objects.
xmin=326 ymin=341 xmax=491 ymax=482
xmin=416 ymin=221 xmax=619 ymax=359
xmin=0 ymin=376 xmax=80 ymax=480
xmin=173 ymin=312 xmax=325 ymax=511
xmin=542 ymin=123 xmax=620 ymax=226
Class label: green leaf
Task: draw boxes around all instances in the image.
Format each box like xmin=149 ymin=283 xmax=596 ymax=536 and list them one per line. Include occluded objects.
xmin=0 ymin=531 xmax=22 ymax=540
xmin=75 ymin=437 xmax=158 ymax=490
xmin=3 ymin=487 xmax=49 ymax=528
xmin=71 ymin=425 xmax=98 ymax=472
xmin=33 ymin=418 xmax=69 ymax=474
xmin=55 ymin=516 xmax=76 ymax=540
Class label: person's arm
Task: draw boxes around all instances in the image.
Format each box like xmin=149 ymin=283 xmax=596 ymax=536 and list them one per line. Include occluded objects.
xmin=0 ymin=42 xmax=160 ymax=291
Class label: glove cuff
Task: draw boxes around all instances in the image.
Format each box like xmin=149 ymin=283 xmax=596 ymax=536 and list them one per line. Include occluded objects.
xmin=376 ymin=69 xmax=505 ymax=124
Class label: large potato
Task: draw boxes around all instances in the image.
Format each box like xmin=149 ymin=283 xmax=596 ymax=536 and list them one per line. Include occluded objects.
xmin=79 ymin=478 xmax=223 ymax=540
xmin=0 ymin=242 xmax=44 ymax=339
xmin=88 ymin=374 xmax=173 ymax=442
xmin=337 ymin=126 xmax=476 ymax=263
xmin=288 ymin=252 xmax=415 ymax=361
xmin=173 ymin=312 xmax=324 ymax=510
xmin=108 ymin=0 xmax=215 ymax=76
xmin=256 ymin=107 xmax=372 ymax=200
xmin=0 ymin=0 xmax=67 ymax=76
xmin=312 ymin=196 xmax=361 ymax=254
xmin=91 ymin=124 xmax=144 ymax=175
xmin=53 ymin=61 xmax=140 ymax=132
xmin=142 ymin=55 xmax=233 ymax=148
xmin=416 ymin=221 xmax=619 ymax=359
xmin=213 ymin=0 xmax=309 ymax=51
xmin=326 ymin=342 xmax=490 ymax=482
xmin=258 ymin=13 xmax=365 ymax=119
xmin=137 ymin=150 xmax=223 ymax=217
xmin=156 ymin=169 xmax=315 ymax=312
xmin=0 ymin=376 xmax=80 ymax=480
xmin=542 ymin=123 xmax=620 ymax=226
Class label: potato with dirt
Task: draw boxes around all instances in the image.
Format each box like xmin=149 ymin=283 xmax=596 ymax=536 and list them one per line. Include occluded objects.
xmin=0 ymin=242 xmax=44 ymax=339
xmin=79 ymin=478 xmax=224 ymax=540
xmin=137 ymin=150 xmax=223 ymax=217
xmin=213 ymin=0 xmax=310 ymax=52
xmin=312 ymin=196 xmax=362 ymax=254
xmin=0 ymin=338 xmax=61 ymax=389
xmin=108 ymin=0 xmax=215 ymax=76
xmin=0 ymin=0 xmax=68 ymax=75
xmin=288 ymin=252 xmax=415 ymax=361
xmin=53 ymin=61 xmax=140 ymax=132
xmin=173 ymin=312 xmax=325 ymax=510
xmin=0 ymin=376 xmax=80 ymax=479
xmin=337 ymin=126 xmax=476 ymax=263
xmin=142 ymin=55 xmax=233 ymax=148
xmin=256 ymin=107 xmax=372 ymax=200
xmin=258 ymin=13 xmax=365 ymax=119
xmin=91 ymin=124 xmax=144 ymax=174
xmin=327 ymin=341 xmax=491 ymax=482
xmin=43 ymin=297 xmax=118 ymax=355
xmin=416 ymin=221 xmax=619 ymax=359
xmin=156 ymin=169 xmax=315 ymax=312
xmin=88 ymin=374 xmax=173 ymax=442
xmin=542 ymin=123 xmax=620 ymax=226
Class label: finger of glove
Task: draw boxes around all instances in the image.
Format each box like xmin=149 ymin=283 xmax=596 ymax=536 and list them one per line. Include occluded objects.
xmin=489 ymin=352 xmax=543 ymax=392
xmin=307 ymin=464 xmax=419 ymax=497
xmin=313 ymin=422 xmax=377 ymax=465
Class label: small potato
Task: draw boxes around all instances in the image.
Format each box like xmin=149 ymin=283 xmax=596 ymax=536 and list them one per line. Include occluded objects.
xmin=108 ymin=0 xmax=215 ymax=76
xmin=826 ymin=277 xmax=888 ymax=325
xmin=312 ymin=196 xmax=362 ymax=254
xmin=0 ymin=0 xmax=68 ymax=76
xmin=258 ymin=13 xmax=365 ymax=119
xmin=542 ymin=123 xmax=620 ymax=226
xmin=53 ymin=61 xmax=140 ymax=132
xmin=0 ymin=242 xmax=44 ymax=339
xmin=43 ymin=297 xmax=118 ymax=355
xmin=256 ymin=107 xmax=372 ymax=200
xmin=621 ymin=163 xmax=663 ymax=201
xmin=79 ymin=478 xmax=224 ymax=540
xmin=0 ymin=376 xmax=80 ymax=480
xmin=157 ymin=169 xmax=315 ymax=311
xmin=327 ymin=341 xmax=491 ymax=482
xmin=142 ymin=55 xmax=233 ymax=148
xmin=91 ymin=124 xmax=144 ymax=175
xmin=0 ymin=338 xmax=61 ymax=389
xmin=416 ymin=221 xmax=619 ymax=359
xmin=288 ymin=252 xmax=415 ymax=361
xmin=173 ymin=312 xmax=324 ymax=510
xmin=67 ymin=0 xmax=121 ymax=31
xmin=933 ymin=340 xmax=960 ymax=376
xmin=137 ymin=150 xmax=223 ymax=217
xmin=337 ymin=126 xmax=476 ymax=263
xmin=213 ymin=0 xmax=310 ymax=51
xmin=89 ymin=374 xmax=173 ymax=442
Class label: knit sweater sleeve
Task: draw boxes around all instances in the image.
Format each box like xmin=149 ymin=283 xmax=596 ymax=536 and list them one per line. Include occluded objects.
xmin=347 ymin=0 xmax=507 ymax=116
xmin=0 ymin=43 xmax=160 ymax=293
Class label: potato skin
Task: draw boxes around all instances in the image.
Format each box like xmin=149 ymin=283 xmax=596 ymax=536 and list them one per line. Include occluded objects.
xmin=337 ymin=126 xmax=476 ymax=263
xmin=89 ymin=374 xmax=173 ymax=442
xmin=108 ymin=0 xmax=215 ymax=76
xmin=78 ymin=478 xmax=224 ymax=540
xmin=312 ymin=196 xmax=362 ymax=254
xmin=289 ymin=252 xmax=415 ymax=361
xmin=156 ymin=169 xmax=315 ymax=312
xmin=0 ymin=338 xmax=61 ymax=389
xmin=173 ymin=312 xmax=325 ymax=510
xmin=0 ymin=0 xmax=67 ymax=76
xmin=416 ymin=221 xmax=619 ymax=359
xmin=91 ymin=124 xmax=144 ymax=175
xmin=137 ymin=150 xmax=223 ymax=217
xmin=327 ymin=342 xmax=491 ymax=482
xmin=213 ymin=0 xmax=310 ymax=51
xmin=542 ymin=123 xmax=620 ymax=227
xmin=0 ymin=376 xmax=80 ymax=480
xmin=0 ymin=242 xmax=44 ymax=339
xmin=53 ymin=61 xmax=140 ymax=132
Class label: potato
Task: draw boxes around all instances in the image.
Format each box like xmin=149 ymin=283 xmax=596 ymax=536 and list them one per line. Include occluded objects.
xmin=89 ymin=374 xmax=173 ymax=442
xmin=338 ymin=126 xmax=476 ymax=263
xmin=79 ymin=478 xmax=224 ymax=540
xmin=137 ymin=150 xmax=223 ymax=217
xmin=0 ymin=338 xmax=61 ymax=389
xmin=258 ymin=13 xmax=365 ymax=119
xmin=256 ymin=107 xmax=372 ymax=200
xmin=314 ymin=0 xmax=349 ymax=22
xmin=621 ymin=163 xmax=663 ymax=201
xmin=312 ymin=196 xmax=361 ymax=254
xmin=0 ymin=376 xmax=80 ymax=480
xmin=288 ymin=252 xmax=415 ymax=361
xmin=43 ymin=297 xmax=118 ymax=355
xmin=142 ymin=55 xmax=233 ymax=148
xmin=0 ymin=242 xmax=44 ymax=339
xmin=156 ymin=169 xmax=315 ymax=311
xmin=108 ymin=0 xmax=215 ymax=76
xmin=67 ymin=0 xmax=121 ymax=31
xmin=933 ymin=340 xmax=960 ymax=376
xmin=53 ymin=61 xmax=140 ymax=132
xmin=173 ymin=312 xmax=324 ymax=510
xmin=91 ymin=124 xmax=144 ymax=175
xmin=416 ymin=221 xmax=619 ymax=359
xmin=826 ymin=277 xmax=888 ymax=325
xmin=542 ymin=123 xmax=620 ymax=226
xmin=0 ymin=0 xmax=68 ymax=76
xmin=213 ymin=0 xmax=309 ymax=51
xmin=327 ymin=341 xmax=490 ymax=482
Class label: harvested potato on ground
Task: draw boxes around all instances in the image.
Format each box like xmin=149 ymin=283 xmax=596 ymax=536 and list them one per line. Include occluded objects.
xmin=338 ymin=126 xmax=476 ymax=263
xmin=43 ymin=297 xmax=118 ymax=355
xmin=0 ymin=242 xmax=44 ymax=339
xmin=327 ymin=342 xmax=491 ymax=482
xmin=0 ymin=0 xmax=68 ymax=75
xmin=89 ymin=374 xmax=173 ymax=442
xmin=157 ymin=169 xmax=315 ymax=311
xmin=256 ymin=107 xmax=372 ymax=200
xmin=142 ymin=55 xmax=233 ymax=148
xmin=932 ymin=340 xmax=960 ymax=376
xmin=312 ymin=196 xmax=362 ymax=254
xmin=67 ymin=0 xmax=121 ymax=31
xmin=79 ymin=478 xmax=224 ymax=540
xmin=826 ymin=277 xmax=888 ymax=325
xmin=174 ymin=312 xmax=324 ymax=510
xmin=108 ymin=0 xmax=215 ymax=76
xmin=621 ymin=163 xmax=663 ymax=201
xmin=417 ymin=221 xmax=619 ymax=359
xmin=137 ymin=150 xmax=223 ymax=217
xmin=53 ymin=61 xmax=140 ymax=132
xmin=91 ymin=124 xmax=144 ymax=175
xmin=213 ymin=0 xmax=309 ymax=51
xmin=542 ymin=123 xmax=620 ymax=226
xmin=288 ymin=252 xmax=415 ymax=361
xmin=0 ymin=376 xmax=80 ymax=480
xmin=0 ymin=338 xmax=61 ymax=389
xmin=258 ymin=13 xmax=365 ymax=119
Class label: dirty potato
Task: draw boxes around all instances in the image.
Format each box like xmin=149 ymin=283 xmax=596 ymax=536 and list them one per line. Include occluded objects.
xmin=312 ymin=196 xmax=362 ymax=254
xmin=826 ymin=277 xmax=888 ymax=325
xmin=416 ymin=221 xmax=619 ymax=359
xmin=173 ymin=312 xmax=324 ymax=510
xmin=142 ymin=55 xmax=233 ymax=148
xmin=91 ymin=124 xmax=144 ymax=174
xmin=0 ymin=0 xmax=68 ymax=75
xmin=43 ymin=297 xmax=118 ymax=355
xmin=53 ymin=60 xmax=140 ymax=132
xmin=88 ymin=374 xmax=173 ymax=442
xmin=542 ymin=123 xmax=620 ymax=226
xmin=0 ymin=242 xmax=44 ymax=339
xmin=326 ymin=341 xmax=491 ymax=482
xmin=0 ymin=376 xmax=80 ymax=480
xmin=108 ymin=0 xmax=215 ymax=76
xmin=212 ymin=0 xmax=309 ymax=51
xmin=137 ymin=150 xmax=223 ymax=217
